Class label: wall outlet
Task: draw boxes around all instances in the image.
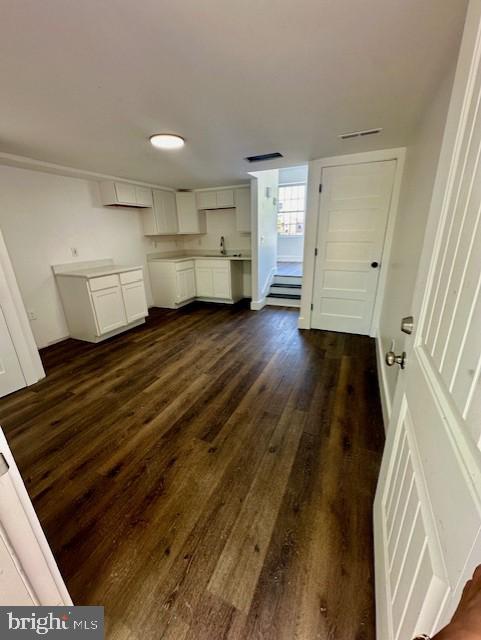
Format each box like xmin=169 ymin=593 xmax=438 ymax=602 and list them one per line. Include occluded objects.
xmin=27 ymin=311 xmax=37 ymax=321
xmin=71 ymin=247 xmax=79 ymax=257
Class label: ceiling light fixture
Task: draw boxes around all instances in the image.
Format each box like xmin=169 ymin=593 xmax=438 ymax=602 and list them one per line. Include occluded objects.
xmin=149 ymin=134 xmax=185 ymax=149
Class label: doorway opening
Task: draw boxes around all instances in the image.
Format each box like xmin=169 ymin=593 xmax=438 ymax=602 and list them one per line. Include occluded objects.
xmin=276 ymin=166 xmax=308 ymax=278
xmin=249 ymin=165 xmax=307 ymax=310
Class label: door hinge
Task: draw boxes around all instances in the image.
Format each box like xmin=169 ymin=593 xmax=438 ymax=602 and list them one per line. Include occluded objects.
xmin=319 ymin=184 xmax=323 ymax=193
xmin=310 ymin=303 xmax=313 ymax=310
xmin=314 ymin=248 xmax=318 ymax=256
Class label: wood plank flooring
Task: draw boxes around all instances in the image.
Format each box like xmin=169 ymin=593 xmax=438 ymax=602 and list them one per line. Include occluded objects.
xmin=0 ymin=303 xmax=384 ymax=639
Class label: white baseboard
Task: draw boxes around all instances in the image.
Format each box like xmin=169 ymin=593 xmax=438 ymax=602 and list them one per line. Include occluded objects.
xmin=250 ymin=298 xmax=266 ymax=311
xmin=375 ymin=331 xmax=392 ymax=430
xmin=297 ymin=315 xmax=309 ymax=329
xmin=252 ymin=267 xmax=276 ymax=311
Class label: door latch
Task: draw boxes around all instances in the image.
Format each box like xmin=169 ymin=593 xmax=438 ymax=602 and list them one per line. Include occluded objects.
xmin=401 ymin=315 xmax=414 ymax=335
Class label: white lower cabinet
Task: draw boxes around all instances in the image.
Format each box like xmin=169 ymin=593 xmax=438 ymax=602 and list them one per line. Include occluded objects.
xmin=195 ymin=266 xmax=214 ymax=297
xmin=149 ymin=258 xmax=243 ymax=308
xmin=55 ymin=267 xmax=148 ymax=343
xmin=212 ymin=266 xmax=231 ymax=298
xmin=122 ymin=281 xmax=148 ymax=322
xmin=175 ymin=266 xmax=196 ymax=303
xmin=195 ymin=260 xmax=232 ymax=299
xmin=91 ymin=287 xmax=127 ymax=333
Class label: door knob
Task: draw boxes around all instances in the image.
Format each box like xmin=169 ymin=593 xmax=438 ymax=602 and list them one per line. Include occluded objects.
xmin=385 ymin=350 xmax=407 ymax=369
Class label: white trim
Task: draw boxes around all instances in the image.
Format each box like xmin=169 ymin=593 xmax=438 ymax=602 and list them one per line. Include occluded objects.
xmin=277 ymin=256 xmax=304 ymax=262
xmin=0 ymin=428 xmax=72 ymax=605
xmin=193 ymin=183 xmax=250 ymax=192
xmin=250 ymin=265 xmax=276 ymax=311
xmin=375 ymin=331 xmax=392 ymax=427
xmin=0 ymin=230 xmax=45 ymax=386
xmin=298 ymin=147 xmax=406 ymax=332
xmin=0 ymin=151 xmax=175 ymax=191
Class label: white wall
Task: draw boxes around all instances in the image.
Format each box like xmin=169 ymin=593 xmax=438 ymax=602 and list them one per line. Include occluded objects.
xmin=378 ymin=63 xmax=456 ymax=410
xmin=251 ymin=170 xmax=279 ymax=305
xmin=181 ymin=208 xmax=250 ymax=253
xmin=277 ymin=235 xmax=304 ymax=262
xmin=0 ymin=165 xmax=178 ymax=348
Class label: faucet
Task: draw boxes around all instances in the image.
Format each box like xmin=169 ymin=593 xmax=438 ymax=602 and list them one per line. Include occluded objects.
xmin=220 ymin=236 xmax=226 ymax=256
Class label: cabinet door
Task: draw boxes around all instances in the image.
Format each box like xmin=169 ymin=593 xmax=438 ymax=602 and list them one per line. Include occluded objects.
xmin=153 ymin=190 xmax=179 ymax=234
xmin=175 ymin=268 xmax=196 ymax=303
xmin=176 ymin=192 xmax=200 ymax=233
xmin=212 ymin=268 xmax=231 ymax=298
xmin=197 ymin=191 xmax=217 ymax=210
xmin=91 ymin=287 xmax=127 ymax=335
xmin=195 ymin=267 xmax=214 ymax=297
xmin=122 ymin=281 xmax=148 ymax=322
xmin=114 ymin=182 xmax=137 ymax=205
xmin=217 ymin=190 xmax=234 ymax=208
xmin=235 ymin=188 xmax=251 ymax=232
xmin=135 ymin=186 xmax=153 ymax=207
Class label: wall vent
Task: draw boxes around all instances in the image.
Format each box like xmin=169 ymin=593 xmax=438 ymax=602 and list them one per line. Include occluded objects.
xmin=245 ymin=152 xmax=284 ymax=163
xmin=339 ymin=128 xmax=382 ymax=140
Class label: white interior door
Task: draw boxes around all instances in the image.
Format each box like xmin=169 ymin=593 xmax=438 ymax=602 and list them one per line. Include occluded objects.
xmin=311 ymin=160 xmax=396 ymax=334
xmin=0 ymin=306 xmax=25 ymax=397
xmin=375 ymin=4 xmax=481 ymax=638
xmin=0 ymin=429 xmax=71 ymax=605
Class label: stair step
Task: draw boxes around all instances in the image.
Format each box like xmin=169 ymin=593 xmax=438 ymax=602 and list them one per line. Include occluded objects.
xmin=269 ymin=285 xmax=302 ymax=296
xmin=271 ymin=282 xmax=301 ymax=289
xmin=273 ymin=275 xmax=302 ymax=286
xmin=267 ymin=292 xmax=301 ymax=300
xmin=265 ymin=296 xmax=301 ymax=308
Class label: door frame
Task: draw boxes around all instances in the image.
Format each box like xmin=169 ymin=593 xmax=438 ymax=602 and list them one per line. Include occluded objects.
xmin=0 ymin=229 xmax=44 ymax=386
xmin=299 ymin=147 xmax=406 ymax=335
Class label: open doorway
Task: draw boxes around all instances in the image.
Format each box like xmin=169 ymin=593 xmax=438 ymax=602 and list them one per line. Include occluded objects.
xmin=276 ymin=165 xmax=308 ymax=278
xmin=249 ymin=165 xmax=308 ymax=310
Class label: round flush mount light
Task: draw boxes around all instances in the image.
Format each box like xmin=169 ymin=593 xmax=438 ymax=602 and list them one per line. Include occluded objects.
xmin=149 ymin=133 xmax=185 ymax=150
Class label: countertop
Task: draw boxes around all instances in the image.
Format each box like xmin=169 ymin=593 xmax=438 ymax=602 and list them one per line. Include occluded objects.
xmin=54 ymin=264 xmax=143 ymax=279
xmin=148 ymin=252 xmax=251 ymax=264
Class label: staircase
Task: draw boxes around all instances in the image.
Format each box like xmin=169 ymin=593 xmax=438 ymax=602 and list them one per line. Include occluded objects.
xmin=266 ymin=274 xmax=302 ymax=308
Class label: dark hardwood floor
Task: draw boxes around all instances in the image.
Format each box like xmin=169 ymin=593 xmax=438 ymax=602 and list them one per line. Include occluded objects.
xmin=0 ymin=303 xmax=384 ymax=639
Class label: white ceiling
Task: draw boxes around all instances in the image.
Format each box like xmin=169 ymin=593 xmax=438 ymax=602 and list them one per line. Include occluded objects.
xmin=0 ymin=0 xmax=467 ymax=189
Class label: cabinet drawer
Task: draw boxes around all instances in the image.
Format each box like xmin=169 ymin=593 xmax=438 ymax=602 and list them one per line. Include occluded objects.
xmin=120 ymin=269 xmax=143 ymax=284
xmin=88 ymin=274 xmax=120 ymax=291
xmin=175 ymin=261 xmax=195 ymax=271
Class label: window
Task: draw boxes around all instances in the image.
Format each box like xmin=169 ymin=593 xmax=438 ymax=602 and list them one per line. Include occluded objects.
xmin=277 ymin=184 xmax=306 ymax=235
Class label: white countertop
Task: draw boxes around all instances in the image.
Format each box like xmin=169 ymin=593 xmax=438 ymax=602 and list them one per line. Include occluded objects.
xmin=148 ymin=253 xmax=251 ymax=264
xmin=53 ymin=263 xmax=143 ymax=279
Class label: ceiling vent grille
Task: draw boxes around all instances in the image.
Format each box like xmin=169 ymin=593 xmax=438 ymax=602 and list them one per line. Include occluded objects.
xmin=245 ymin=152 xmax=284 ymax=163
xmin=339 ymin=128 xmax=382 ymax=140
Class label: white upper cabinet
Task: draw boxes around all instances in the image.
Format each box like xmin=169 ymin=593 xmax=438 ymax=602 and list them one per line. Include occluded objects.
xmin=176 ymin=192 xmax=206 ymax=234
xmin=196 ymin=189 xmax=235 ymax=210
xmin=197 ymin=190 xmax=218 ymax=210
xmin=234 ymin=188 xmax=251 ymax=232
xmin=143 ymin=190 xmax=179 ymax=235
xmin=134 ymin=186 xmax=153 ymax=207
xmin=100 ymin=181 xmax=153 ymax=208
xmin=216 ymin=189 xmax=235 ymax=208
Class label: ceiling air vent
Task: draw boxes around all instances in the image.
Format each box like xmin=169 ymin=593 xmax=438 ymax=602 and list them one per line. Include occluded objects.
xmin=245 ymin=152 xmax=284 ymax=163
xmin=339 ymin=128 xmax=383 ymax=140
